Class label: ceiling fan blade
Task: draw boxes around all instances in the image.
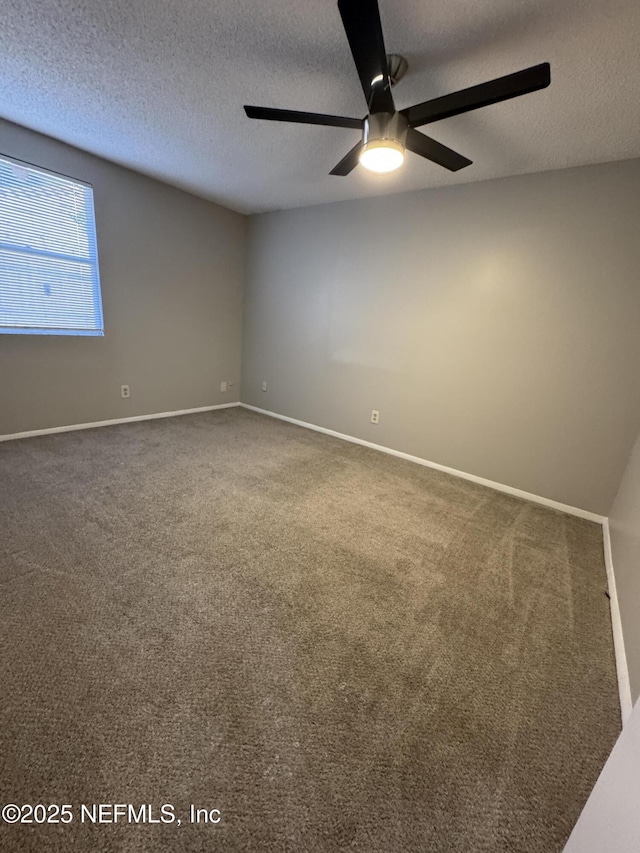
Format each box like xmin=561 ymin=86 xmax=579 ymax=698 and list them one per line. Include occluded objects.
xmin=244 ymin=105 xmax=362 ymax=129
xmin=403 ymin=63 xmax=551 ymax=128
xmin=405 ymin=128 xmax=472 ymax=172
xmin=337 ymin=0 xmax=394 ymax=114
xmin=330 ymin=141 xmax=363 ymax=176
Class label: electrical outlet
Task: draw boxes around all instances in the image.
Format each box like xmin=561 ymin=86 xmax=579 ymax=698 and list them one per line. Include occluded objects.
xmin=371 ymin=410 xmax=379 ymax=424
xmin=220 ymin=381 xmax=227 ymax=392
xmin=121 ymin=385 xmax=130 ymax=399
xmin=262 ymin=381 xmax=268 ymax=392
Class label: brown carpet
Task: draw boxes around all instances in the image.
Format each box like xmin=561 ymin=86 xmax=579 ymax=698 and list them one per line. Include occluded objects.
xmin=0 ymin=407 xmax=620 ymax=852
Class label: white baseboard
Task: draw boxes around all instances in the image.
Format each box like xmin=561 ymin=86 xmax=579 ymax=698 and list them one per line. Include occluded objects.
xmin=0 ymin=402 xmax=240 ymax=442
xmin=602 ymin=519 xmax=633 ymax=725
xmin=240 ymin=403 xmax=605 ymax=524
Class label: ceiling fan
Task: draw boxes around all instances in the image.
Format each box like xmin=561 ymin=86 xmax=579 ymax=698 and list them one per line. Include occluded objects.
xmin=244 ymin=0 xmax=550 ymax=176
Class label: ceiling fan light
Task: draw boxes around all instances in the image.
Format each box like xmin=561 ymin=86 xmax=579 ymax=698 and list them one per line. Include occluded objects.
xmin=359 ymin=139 xmax=405 ymax=173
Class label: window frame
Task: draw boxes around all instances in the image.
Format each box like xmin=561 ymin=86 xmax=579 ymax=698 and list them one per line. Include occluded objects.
xmin=0 ymin=153 xmax=104 ymax=337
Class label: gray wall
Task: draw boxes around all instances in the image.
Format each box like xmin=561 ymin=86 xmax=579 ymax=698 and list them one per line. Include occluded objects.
xmin=0 ymin=118 xmax=246 ymax=435
xmin=563 ymin=692 xmax=640 ymax=852
xmin=610 ymin=430 xmax=640 ymax=704
xmin=242 ymin=159 xmax=640 ymax=515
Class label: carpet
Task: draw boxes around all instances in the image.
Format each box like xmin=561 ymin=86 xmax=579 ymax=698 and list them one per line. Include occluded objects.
xmin=0 ymin=407 xmax=620 ymax=851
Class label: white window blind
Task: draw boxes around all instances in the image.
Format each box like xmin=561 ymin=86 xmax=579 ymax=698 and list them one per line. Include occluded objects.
xmin=0 ymin=155 xmax=103 ymax=336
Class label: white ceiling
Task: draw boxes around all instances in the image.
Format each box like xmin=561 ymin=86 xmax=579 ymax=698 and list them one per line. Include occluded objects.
xmin=1 ymin=0 xmax=639 ymax=214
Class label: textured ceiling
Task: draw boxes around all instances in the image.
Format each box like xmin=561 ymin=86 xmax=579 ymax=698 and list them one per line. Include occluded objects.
xmin=1 ymin=0 xmax=639 ymax=214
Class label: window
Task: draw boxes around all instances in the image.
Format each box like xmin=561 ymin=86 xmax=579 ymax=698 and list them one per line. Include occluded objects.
xmin=0 ymin=155 xmax=103 ymax=336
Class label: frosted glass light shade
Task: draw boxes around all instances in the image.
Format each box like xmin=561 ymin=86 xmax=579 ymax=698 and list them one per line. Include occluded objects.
xmin=359 ymin=139 xmax=405 ymax=173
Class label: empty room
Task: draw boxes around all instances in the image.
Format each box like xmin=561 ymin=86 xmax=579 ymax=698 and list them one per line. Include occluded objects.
xmin=1 ymin=0 xmax=640 ymax=850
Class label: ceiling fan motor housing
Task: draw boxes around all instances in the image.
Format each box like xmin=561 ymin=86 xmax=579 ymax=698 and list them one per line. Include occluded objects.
xmin=363 ymin=112 xmax=409 ymax=148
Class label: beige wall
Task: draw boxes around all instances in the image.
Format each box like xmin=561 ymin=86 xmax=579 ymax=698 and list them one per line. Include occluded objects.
xmin=242 ymin=159 xmax=640 ymax=515
xmin=0 ymin=118 xmax=246 ymax=435
xmin=610 ymin=431 xmax=640 ymax=704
